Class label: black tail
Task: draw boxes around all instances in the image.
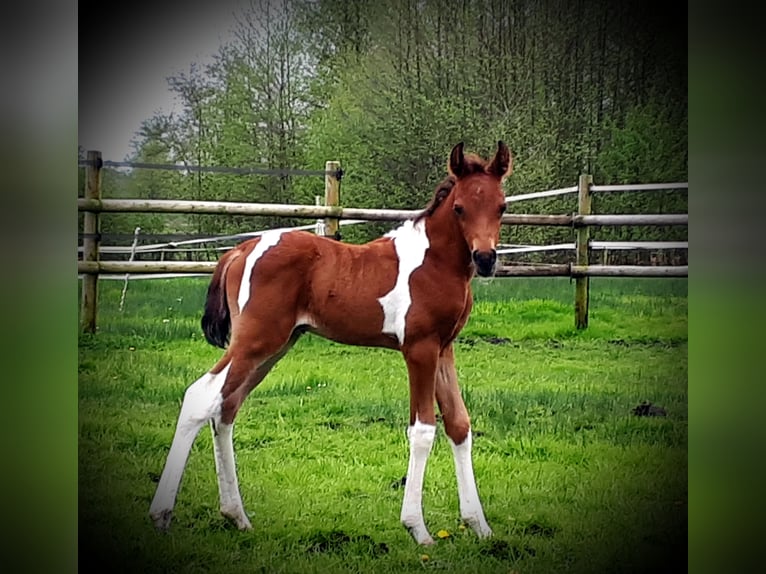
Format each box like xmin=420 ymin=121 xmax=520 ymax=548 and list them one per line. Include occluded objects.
xmin=201 ymin=249 xmax=239 ymax=348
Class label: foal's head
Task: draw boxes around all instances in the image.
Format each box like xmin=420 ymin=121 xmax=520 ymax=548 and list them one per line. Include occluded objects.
xmin=447 ymin=141 xmax=512 ymax=277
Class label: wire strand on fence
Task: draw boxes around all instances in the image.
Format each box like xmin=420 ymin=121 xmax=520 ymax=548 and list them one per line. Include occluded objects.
xmin=591 ymin=240 xmax=688 ymax=250
xmin=591 ymin=182 xmax=688 ymax=192
xmin=497 ymin=243 xmax=575 ymax=254
xmin=78 ymin=158 xmax=341 ymax=178
xmin=503 ymin=182 xmax=687 ymax=204
xmin=118 ymin=226 xmax=141 ymax=312
xmin=505 ymin=186 xmax=578 ymax=203
xmin=78 ymin=273 xmax=211 ymax=281
xmin=76 ymin=219 xmax=369 ymax=255
xmin=496 ymin=240 xmax=689 ymax=255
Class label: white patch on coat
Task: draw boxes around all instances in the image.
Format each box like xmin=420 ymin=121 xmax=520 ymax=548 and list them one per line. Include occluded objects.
xmin=377 ymin=220 xmax=429 ymax=344
xmin=237 ymin=230 xmax=284 ymax=312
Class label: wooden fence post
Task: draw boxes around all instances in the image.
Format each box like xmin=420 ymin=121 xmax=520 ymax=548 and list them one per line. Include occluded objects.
xmin=574 ymin=174 xmax=593 ymax=329
xmin=324 ymin=161 xmax=341 ymax=239
xmin=80 ymin=150 xmax=102 ymax=333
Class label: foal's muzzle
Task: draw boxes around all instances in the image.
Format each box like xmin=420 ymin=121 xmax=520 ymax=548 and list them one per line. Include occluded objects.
xmin=472 ymin=249 xmax=497 ymax=277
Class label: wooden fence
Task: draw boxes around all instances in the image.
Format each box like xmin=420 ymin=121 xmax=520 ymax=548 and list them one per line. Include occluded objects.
xmin=78 ymin=151 xmax=688 ymax=333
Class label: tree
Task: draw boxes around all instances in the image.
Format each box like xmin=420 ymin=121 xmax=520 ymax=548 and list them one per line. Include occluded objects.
xmin=119 ymin=0 xmax=686 ymax=252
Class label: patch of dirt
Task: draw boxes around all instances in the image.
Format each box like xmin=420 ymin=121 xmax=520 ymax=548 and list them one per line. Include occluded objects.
xmin=631 ymin=401 xmax=667 ymax=417
xmin=362 ymin=416 xmax=387 ymax=424
xmin=456 ymin=335 xmax=513 ymax=346
xmin=302 ymin=529 xmax=389 ymax=555
xmin=521 ymin=522 xmax=559 ymax=538
xmin=479 ymin=539 xmax=536 ymax=560
xmin=319 ymin=420 xmax=343 ymax=430
xmin=609 ymin=338 xmax=685 ymax=348
xmin=390 ymin=475 xmax=407 ymax=490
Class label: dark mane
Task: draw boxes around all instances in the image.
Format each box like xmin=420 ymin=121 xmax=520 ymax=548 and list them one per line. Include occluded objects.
xmin=457 ymin=153 xmax=490 ymax=176
xmin=415 ymin=176 xmax=455 ymax=223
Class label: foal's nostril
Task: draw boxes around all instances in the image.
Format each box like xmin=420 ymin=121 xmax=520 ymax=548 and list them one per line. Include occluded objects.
xmin=472 ymin=250 xmax=497 ymax=264
xmin=471 ymin=250 xmax=497 ymax=276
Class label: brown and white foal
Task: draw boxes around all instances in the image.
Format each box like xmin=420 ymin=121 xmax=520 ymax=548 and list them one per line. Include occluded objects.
xmin=150 ymin=141 xmax=512 ymax=545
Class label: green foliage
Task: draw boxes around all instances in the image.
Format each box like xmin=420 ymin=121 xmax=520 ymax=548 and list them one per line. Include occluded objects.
xmin=596 ymin=100 xmax=688 ymax=185
xmin=93 ymin=0 xmax=686 ymax=248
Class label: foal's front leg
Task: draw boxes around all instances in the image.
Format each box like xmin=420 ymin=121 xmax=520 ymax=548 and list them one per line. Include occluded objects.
xmin=400 ymin=341 xmax=439 ymax=545
xmin=435 ymin=345 xmax=492 ymax=538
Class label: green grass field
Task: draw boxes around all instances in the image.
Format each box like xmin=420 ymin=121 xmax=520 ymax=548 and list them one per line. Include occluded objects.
xmin=79 ymin=276 xmax=687 ymax=573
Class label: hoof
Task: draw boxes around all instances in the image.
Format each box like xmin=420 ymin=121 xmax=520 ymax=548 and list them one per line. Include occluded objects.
xmin=476 ymin=526 xmax=493 ymax=538
xmin=221 ymin=509 xmax=253 ymax=531
xmin=464 ymin=517 xmax=493 ymax=538
xmin=150 ymin=509 xmax=173 ymax=532
xmin=404 ymin=523 xmax=434 ymax=546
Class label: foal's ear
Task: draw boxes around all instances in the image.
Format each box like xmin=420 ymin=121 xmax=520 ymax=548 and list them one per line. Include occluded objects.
xmin=489 ymin=140 xmax=513 ymax=180
xmin=448 ymin=142 xmax=466 ymax=178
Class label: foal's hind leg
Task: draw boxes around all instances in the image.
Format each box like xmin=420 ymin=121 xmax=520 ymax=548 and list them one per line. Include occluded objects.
xmin=150 ymin=359 xmax=232 ymax=530
xmin=150 ymin=324 xmax=299 ymax=531
xmin=435 ymin=344 xmax=492 ymax=538
xmin=210 ymin=420 xmax=250 ymax=530
xmin=210 ymin=333 xmax=300 ymax=529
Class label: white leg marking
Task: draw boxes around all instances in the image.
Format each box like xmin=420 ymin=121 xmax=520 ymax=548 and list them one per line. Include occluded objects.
xmin=400 ymin=418 xmax=436 ymax=545
xmin=448 ymin=430 xmax=492 ymax=537
xmin=212 ymin=420 xmax=252 ymax=530
xmin=237 ymin=230 xmax=284 ymax=312
xmin=378 ymin=220 xmax=430 ymax=344
xmin=149 ymin=363 xmax=230 ymax=530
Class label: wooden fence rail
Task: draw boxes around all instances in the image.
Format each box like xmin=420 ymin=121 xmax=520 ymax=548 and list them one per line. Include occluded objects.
xmin=77 ymin=152 xmax=688 ymax=333
xmin=77 ymin=260 xmax=688 ymax=278
xmin=76 ymin=197 xmax=688 ymax=227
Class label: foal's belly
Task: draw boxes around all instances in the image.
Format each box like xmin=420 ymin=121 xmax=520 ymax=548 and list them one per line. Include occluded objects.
xmin=307 ymin=324 xmax=400 ymax=350
xmin=298 ymin=293 xmax=400 ymax=350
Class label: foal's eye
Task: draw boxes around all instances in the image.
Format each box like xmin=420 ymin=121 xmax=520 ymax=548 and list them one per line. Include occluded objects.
xmin=453 ymin=204 xmax=465 ymax=216
xmin=498 ymin=203 xmax=507 ymax=216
